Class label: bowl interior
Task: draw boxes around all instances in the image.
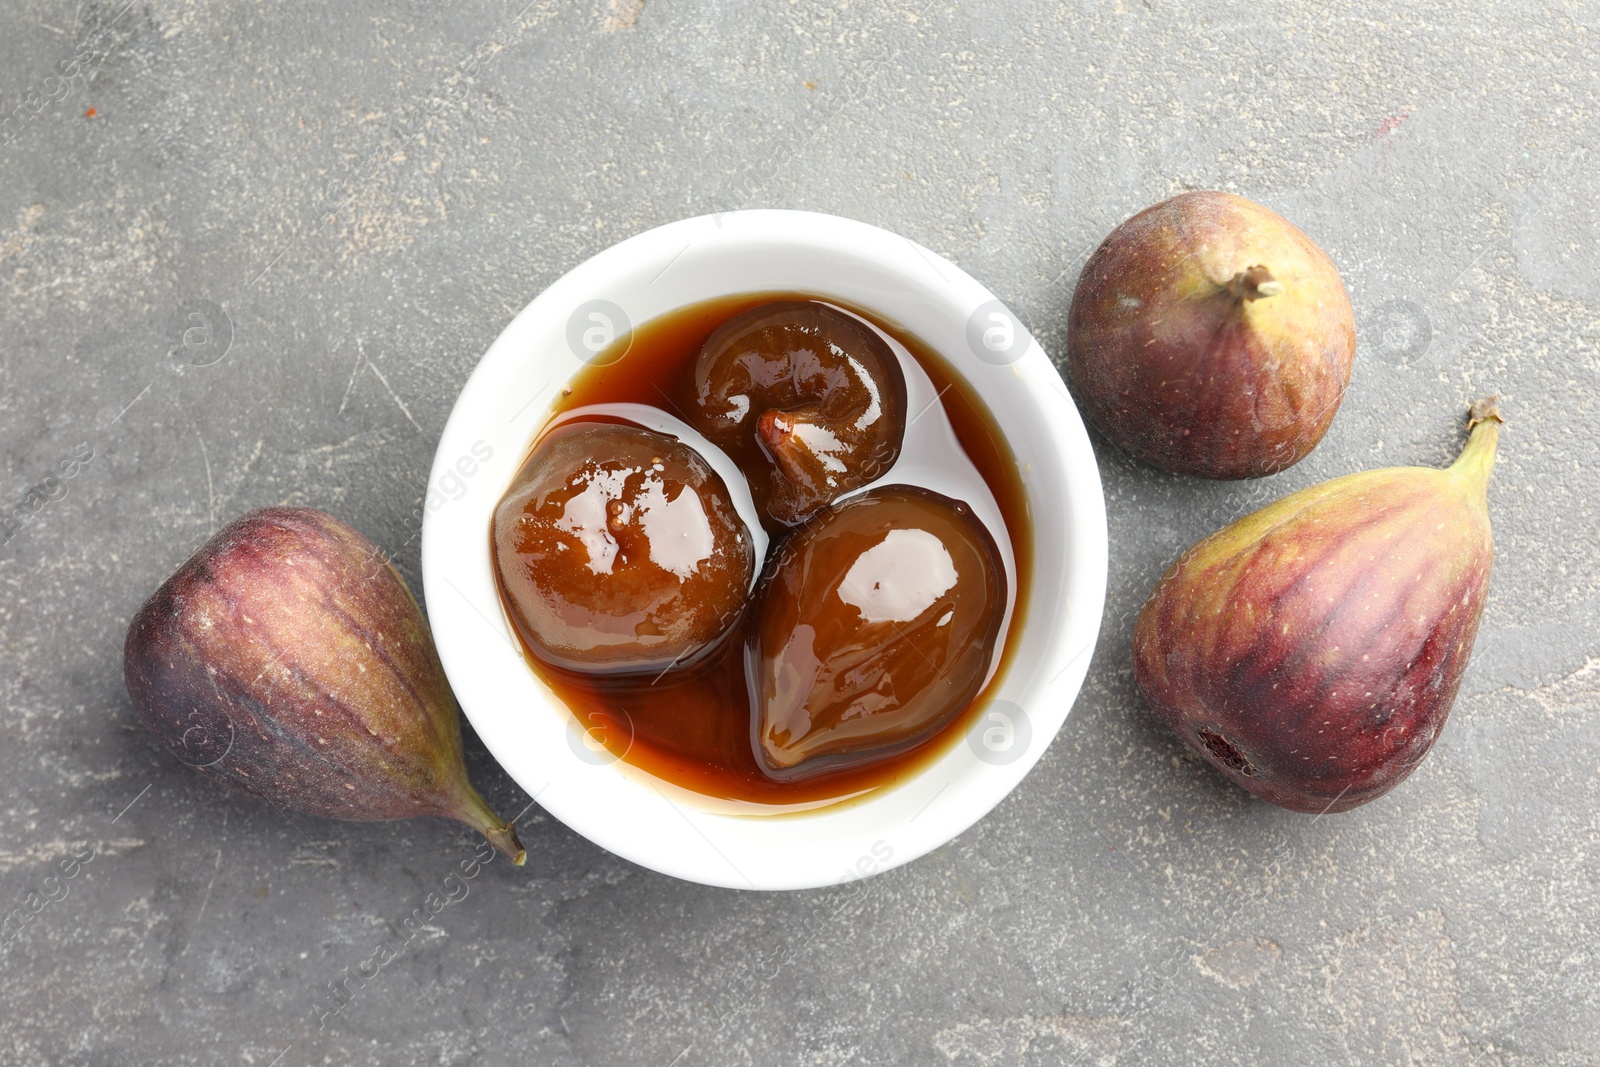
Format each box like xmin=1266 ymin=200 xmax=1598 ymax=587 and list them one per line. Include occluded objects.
xmin=421 ymin=210 xmax=1107 ymax=890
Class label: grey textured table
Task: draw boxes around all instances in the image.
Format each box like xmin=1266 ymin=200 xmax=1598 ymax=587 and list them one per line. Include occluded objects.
xmin=3 ymin=2 xmax=1597 ymax=1064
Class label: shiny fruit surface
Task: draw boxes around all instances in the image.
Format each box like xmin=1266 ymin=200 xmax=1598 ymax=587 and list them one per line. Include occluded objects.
xmin=493 ymin=421 xmax=755 ymax=676
xmin=751 ymin=485 xmax=1005 ymax=778
xmin=687 ymin=300 xmax=907 ymax=526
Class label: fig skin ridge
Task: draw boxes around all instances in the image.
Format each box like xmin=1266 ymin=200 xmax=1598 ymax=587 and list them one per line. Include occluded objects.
xmin=1132 ymin=404 xmax=1500 ymax=813
xmin=125 ymin=507 xmax=525 ymax=862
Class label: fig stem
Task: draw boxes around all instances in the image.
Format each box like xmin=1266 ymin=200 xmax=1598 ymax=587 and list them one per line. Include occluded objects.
xmin=756 ymin=409 xmax=793 ymax=453
xmin=1452 ymin=395 xmax=1503 ymax=489
xmin=757 ymin=408 xmax=810 ymax=485
xmin=454 ymin=786 xmax=528 ymax=866
xmin=1227 ymin=265 xmax=1282 ymax=301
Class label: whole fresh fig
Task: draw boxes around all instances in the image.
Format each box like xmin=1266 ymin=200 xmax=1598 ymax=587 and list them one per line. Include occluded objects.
xmin=1068 ymin=191 xmax=1355 ymax=479
xmin=124 ymin=507 xmax=525 ymax=862
xmin=1132 ymin=399 xmax=1502 ymax=813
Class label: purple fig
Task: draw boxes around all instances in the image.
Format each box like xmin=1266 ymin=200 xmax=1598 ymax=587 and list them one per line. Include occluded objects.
xmin=124 ymin=507 xmax=525 ymax=862
xmin=1068 ymin=191 xmax=1355 ymax=479
xmin=1132 ymin=399 xmax=1502 ymax=813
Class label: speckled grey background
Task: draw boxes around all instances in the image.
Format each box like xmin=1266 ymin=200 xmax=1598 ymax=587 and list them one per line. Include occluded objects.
xmin=2 ymin=1 xmax=1597 ymax=1064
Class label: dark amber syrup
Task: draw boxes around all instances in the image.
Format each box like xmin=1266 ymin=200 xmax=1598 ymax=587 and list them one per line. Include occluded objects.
xmin=495 ymin=292 xmax=1033 ymax=806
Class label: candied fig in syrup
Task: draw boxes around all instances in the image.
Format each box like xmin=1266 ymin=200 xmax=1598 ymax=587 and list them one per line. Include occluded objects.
xmin=686 ymin=301 xmax=908 ymax=526
xmin=492 ymin=422 xmax=755 ymax=676
xmin=750 ymin=485 xmax=1006 ymax=777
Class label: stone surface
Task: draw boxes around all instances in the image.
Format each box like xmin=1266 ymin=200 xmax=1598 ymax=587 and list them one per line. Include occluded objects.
xmin=2 ymin=1 xmax=1597 ymax=1064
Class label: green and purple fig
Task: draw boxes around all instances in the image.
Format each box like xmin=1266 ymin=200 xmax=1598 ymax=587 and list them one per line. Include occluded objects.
xmin=1132 ymin=399 xmax=1502 ymax=813
xmin=1068 ymin=191 xmax=1355 ymax=479
xmin=124 ymin=506 xmax=526 ymax=862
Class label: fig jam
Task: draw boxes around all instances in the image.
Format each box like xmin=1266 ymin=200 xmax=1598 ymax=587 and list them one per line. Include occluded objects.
xmin=492 ymin=293 xmax=1032 ymax=806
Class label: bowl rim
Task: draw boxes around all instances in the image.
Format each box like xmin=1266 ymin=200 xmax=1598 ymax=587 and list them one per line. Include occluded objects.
xmin=421 ymin=209 xmax=1107 ymax=890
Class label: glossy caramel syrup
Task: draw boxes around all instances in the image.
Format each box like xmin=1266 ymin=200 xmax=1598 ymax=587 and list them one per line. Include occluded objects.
xmin=496 ymin=292 xmax=1034 ymax=806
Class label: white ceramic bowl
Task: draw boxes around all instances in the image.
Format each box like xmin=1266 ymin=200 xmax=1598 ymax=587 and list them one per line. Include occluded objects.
xmin=421 ymin=210 xmax=1107 ymax=890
